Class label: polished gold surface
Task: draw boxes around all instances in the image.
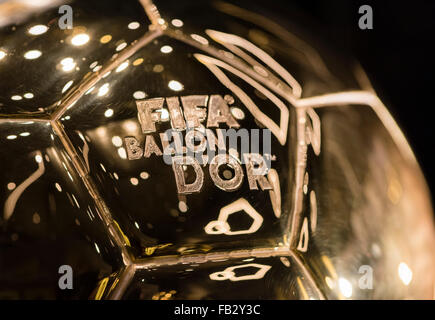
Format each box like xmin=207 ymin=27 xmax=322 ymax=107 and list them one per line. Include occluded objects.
xmin=0 ymin=0 xmax=434 ymax=300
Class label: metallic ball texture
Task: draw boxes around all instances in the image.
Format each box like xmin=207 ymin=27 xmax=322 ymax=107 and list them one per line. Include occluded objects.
xmin=0 ymin=0 xmax=434 ymax=299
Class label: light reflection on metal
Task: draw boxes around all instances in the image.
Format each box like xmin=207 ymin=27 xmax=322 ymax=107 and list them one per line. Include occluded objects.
xmin=4 ymin=151 xmax=45 ymax=220
xmin=309 ymin=191 xmax=317 ymax=232
xmin=117 ymin=147 xmax=127 ymax=159
xmin=71 ymin=33 xmax=90 ymax=46
xmin=160 ymin=45 xmax=173 ymax=54
xmin=112 ymin=136 xmax=123 ymax=147
xmin=133 ymin=91 xmax=147 ymax=100
xmin=100 ymin=34 xmax=112 ymax=44
xmin=191 ymin=34 xmax=209 ymax=46
xmin=267 ymin=168 xmax=281 ymax=218
xmin=98 ymin=84 xmax=110 ymax=97
xmin=60 ymin=57 xmax=76 ymax=72
xmin=62 ymin=80 xmax=74 ymax=93
xmin=104 ymin=108 xmax=114 ymax=117
xmin=171 ymin=19 xmax=183 ymax=28
xmin=398 ymin=262 xmax=413 ymax=286
xmin=140 ymin=171 xmax=149 ymax=180
xmin=116 ymin=61 xmax=129 ymax=73
xmin=230 ymin=107 xmax=245 ymax=120
xmin=297 ymin=276 xmax=309 ymax=300
xmin=24 ymin=50 xmax=42 ymax=59
xmin=7 ymin=182 xmax=16 ymax=190
xmin=280 ymin=257 xmax=291 ymax=267
xmin=116 ymin=42 xmax=128 ymax=52
xmin=133 ymin=58 xmax=144 ymax=66
xmin=28 ymin=24 xmax=48 ymax=35
xmin=338 ymin=278 xmax=353 ymax=298
xmin=128 ymin=21 xmax=140 ymax=30
xmin=168 ymin=80 xmax=184 ymax=91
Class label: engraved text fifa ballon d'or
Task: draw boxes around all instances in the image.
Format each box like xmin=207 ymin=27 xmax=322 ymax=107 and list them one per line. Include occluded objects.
xmin=0 ymin=0 xmax=434 ymax=300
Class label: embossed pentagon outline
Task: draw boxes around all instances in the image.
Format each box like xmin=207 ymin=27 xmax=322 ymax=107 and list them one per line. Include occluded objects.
xmin=209 ymin=263 xmax=272 ymax=282
xmin=204 ymin=198 xmax=264 ymax=236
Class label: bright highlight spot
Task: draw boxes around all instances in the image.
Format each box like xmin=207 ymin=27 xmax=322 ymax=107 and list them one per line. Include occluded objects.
xmin=168 ymin=80 xmax=184 ymax=92
xmin=0 ymin=50 xmax=7 ymax=60
xmin=71 ymin=33 xmax=90 ymax=46
xmin=398 ymin=262 xmax=413 ymax=286
xmin=116 ymin=42 xmax=127 ymax=51
xmin=160 ymin=45 xmax=173 ymax=54
xmin=118 ymin=147 xmax=127 ymax=159
xmin=231 ymin=107 xmax=245 ymax=120
xmin=100 ymin=35 xmax=112 ymax=44
xmin=133 ymin=58 xmax=144 ymax=66
xmin=11 ymin=95 xmax=22 ymax=101
xmin=24 ymin=93 xmax=34 ymax=99
xmin=92 ymin=65 xmax=102 ymax=72
xmin=159 ymin=108 xmax=169 ymax=121
xmin=85 ymin=86 xmax=95 ymax=95
xmin=191 ymin=34 xmax=209 ymax=45
xmin=55 ymin=183 xmax=62 ymax=192
xmin=130 ymin=177 xmax=139 ymax=186
xmin=24 ymin=50 xmax=42 ymax=59
xmin=98 ymin=83 xmax=110 ymax=97
xmin=171 ymin=19 xmax=183 ymax=27
xmin=28 ymin=25 xmax=48 ymax=35
xmin=338 ymin=278 xmax=353 ymax=298
xmin=325 ymin=277 xmax=334 ymax=289
xmin=104 ymin=108 xmax=114 ymax=117
xmin=116 ymin=61 xmax=129 ymax=73
xmin=140 ymin=172 xmax=149 ymax=180
xmin=60 ymin=57 xmax=76 ymax=72
xmin=62 ymin=80 xmax=74 ymax=93
xmin=133 ymin=91 xmax=146 ymax=100
xmin=35 ymin=155 xmax=43 ymax=163
xmin=112 ymin=136 xmax=123 ymax=147
xmin=178 ymin=201 xmax=188 ymax=213
xmin=128 ymin=22 xmax=140 ymax=30
xmin=7 ymin=135 xmax=17 ymax=140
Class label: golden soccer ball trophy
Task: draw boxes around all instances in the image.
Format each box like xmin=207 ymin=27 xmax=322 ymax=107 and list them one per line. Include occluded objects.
xmin=0 ymin=0 xmax=434 ymax=300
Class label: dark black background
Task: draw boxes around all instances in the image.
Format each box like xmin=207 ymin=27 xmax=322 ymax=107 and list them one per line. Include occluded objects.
xmin=272 ymin=0 xmax=435 ymax=199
